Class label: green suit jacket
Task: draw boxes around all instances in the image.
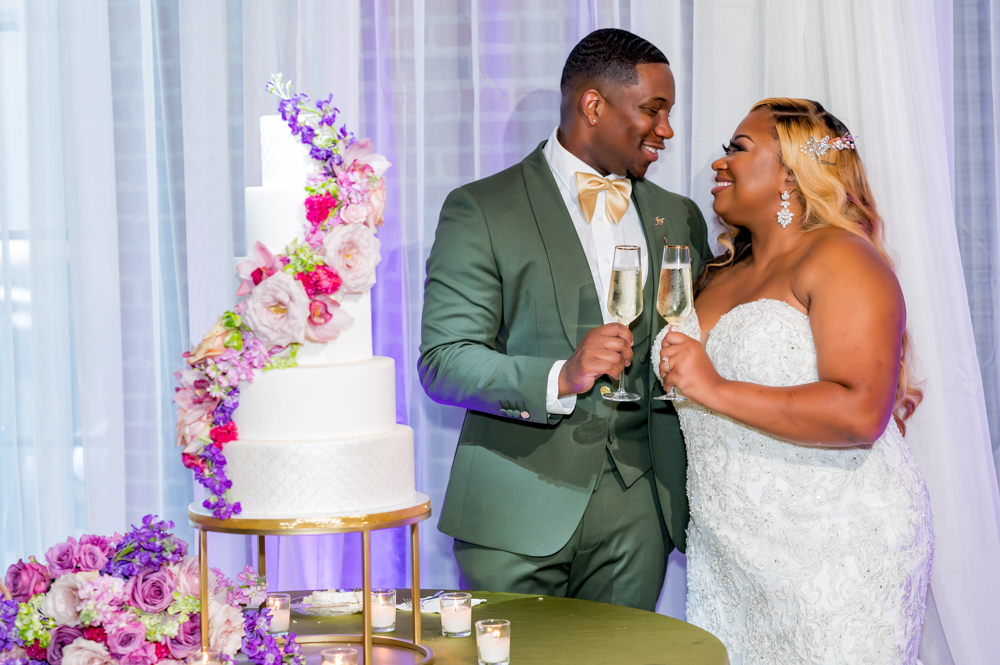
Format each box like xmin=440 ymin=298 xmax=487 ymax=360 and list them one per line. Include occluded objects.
xmin=419 ymin=143 xmax=711 ymax=557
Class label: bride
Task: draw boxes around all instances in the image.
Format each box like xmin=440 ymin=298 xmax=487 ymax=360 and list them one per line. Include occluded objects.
xmin=653 ymin=98 xmax=934 ymax=664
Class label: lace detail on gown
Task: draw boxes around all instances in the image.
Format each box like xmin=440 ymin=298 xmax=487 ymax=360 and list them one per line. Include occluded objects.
xmin=652 ymin=299 xmax=934 ymax=665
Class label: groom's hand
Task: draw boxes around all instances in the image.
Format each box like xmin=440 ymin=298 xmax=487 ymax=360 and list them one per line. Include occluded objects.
xmin=558 ymin=323 xmax=634 ymax=397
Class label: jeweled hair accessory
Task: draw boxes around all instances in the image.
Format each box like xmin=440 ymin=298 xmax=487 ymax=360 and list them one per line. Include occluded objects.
xmin=799 ymin=133 xmax=858 ymax=160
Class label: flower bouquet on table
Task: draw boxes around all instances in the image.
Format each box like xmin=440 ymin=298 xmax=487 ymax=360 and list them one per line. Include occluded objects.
xmin=173 ymin=73 xmax=391 ymax=521
xmin=0 ymin=516 xmax=300 ymax=665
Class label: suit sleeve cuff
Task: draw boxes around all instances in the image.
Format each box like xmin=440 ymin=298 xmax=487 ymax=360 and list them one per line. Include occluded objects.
xmin=546 ymin=360 xmax=577 ymax=415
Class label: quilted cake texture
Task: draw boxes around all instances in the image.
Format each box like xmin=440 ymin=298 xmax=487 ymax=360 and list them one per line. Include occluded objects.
xmin=226 ymin=425 xmax=415 ymax=517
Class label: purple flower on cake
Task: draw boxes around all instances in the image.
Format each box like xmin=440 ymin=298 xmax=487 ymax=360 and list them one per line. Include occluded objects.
xmin=241 ymin=272 xmax=310 ymax=349
xmin=236 ymin=242 xmax=283 ymax=297
xmin=123 ymin=566 xmax=175 ymax=614
xmin=322 ymin=224 xmax=381 ymax=293
xmin=5 ymin=559 xmax=52 ymax=603
xmin=240 ymin=337 xmax=270 ymax=369
xmin=61 ymin=639 xmax=113 ymax=665
xmin=45 ymin=538 xmax=80 ymax=577
xmin=212 ymin=387 xmax=240 ymax=427
xmin=305 ymin=296 xmax=353 ymax=343
xmin=47 ymin=626 xmax=85 ymax=665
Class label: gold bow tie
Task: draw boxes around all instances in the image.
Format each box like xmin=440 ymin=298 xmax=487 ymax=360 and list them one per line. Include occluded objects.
xmin=575 ymin=172 xmax=633 ymax=224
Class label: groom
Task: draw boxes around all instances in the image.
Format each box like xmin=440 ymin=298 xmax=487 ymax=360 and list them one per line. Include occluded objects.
xmin=419 ymin=28 xmax=711 ymax=610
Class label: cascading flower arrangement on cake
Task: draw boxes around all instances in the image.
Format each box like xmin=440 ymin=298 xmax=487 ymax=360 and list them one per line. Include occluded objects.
xmin=0 ymin=516 xmax=300 ymax=665
xmin=174 ymin=75 xmax=390 ymax=520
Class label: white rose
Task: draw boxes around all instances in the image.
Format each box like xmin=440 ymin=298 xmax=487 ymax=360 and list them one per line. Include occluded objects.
xmin=42 ymin=572 xmax=98 ymax=626
xmin=61 ymin=639 xmax=113 ymax=665
xmin=322 ymin=224 xmax=381 ymax=293
xmin=207 ymin=598 xmax=245 ymax=656
xmin=242 ymin=271 xmax=310 ymax=349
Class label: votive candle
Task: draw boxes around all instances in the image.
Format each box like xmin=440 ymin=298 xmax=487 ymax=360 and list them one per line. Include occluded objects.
xmin=370 ymin=588 xmax=396 ymax=632
xmin=440 ymin=592 xmax=473 ymax=637
xmin=320 ymin=647 xmax=358 ymax=665
xmin=475 ymin=619 xmax=510 ymax=665
xmin=265 ymin=593 xmax=290 ymax=633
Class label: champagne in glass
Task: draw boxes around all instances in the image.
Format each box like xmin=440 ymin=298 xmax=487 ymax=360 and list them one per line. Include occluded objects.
xmin=604 ymin=245 xmax=643 ymax=402
xmin=654 ymin=245 xmax=693 ymax=401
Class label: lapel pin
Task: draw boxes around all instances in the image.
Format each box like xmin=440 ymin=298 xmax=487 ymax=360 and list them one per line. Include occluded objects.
xmin=655 ymin=216 xmax=665 ymax=226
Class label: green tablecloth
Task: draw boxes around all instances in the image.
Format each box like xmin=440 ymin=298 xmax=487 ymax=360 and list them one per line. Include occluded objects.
xmin=286 ymin=589 xmax=729 ymax=664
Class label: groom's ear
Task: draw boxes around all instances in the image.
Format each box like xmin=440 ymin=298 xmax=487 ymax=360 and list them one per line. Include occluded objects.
xmin=580 ymin=88 xmax=603 ymax=126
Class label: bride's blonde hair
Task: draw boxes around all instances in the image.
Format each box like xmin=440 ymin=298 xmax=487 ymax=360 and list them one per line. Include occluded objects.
xmin=697 ymin=97 xmax=923 ymax=430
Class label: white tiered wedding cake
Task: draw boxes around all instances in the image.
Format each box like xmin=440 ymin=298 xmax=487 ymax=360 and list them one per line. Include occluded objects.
xmin=222 ymin=116 xmax=415 ymax=518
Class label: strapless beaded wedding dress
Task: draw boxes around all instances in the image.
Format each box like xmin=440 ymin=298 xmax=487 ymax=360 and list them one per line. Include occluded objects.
xmin=652 ymin=299 xmax=934 ymax=665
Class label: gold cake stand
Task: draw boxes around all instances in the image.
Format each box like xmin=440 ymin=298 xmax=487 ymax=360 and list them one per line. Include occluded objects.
xmin=188 ymin=494 xmax=433 ymax=664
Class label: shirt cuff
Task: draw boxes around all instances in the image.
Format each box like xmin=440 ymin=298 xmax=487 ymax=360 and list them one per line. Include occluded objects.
xmin=546 ymin=360 xmax=577 ymax=415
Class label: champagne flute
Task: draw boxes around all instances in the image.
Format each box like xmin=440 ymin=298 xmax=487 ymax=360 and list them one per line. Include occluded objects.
xmin=654 ymin=245 xmax=693 ymax=401
xmin=604 ymin=245 xmax=643 ymax=402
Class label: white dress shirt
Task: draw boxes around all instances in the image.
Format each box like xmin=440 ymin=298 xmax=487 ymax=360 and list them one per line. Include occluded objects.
xmin=541 ymin=127 xmax=649 ymax=415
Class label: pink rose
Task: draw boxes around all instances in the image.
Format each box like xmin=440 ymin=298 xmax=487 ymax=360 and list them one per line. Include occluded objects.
xmin=46 ymin=538 xmax=80 ymax=577
xmin=322 ymin=224 xmax=381 ymax=293
xmin=305 ymin=295 xmax=354 ymax=343
xmin=106 ymin=622 xmax=148 ymax=656
xmin=5 ymin=559 xmax=52 ymax=603
xmin=339 ymin=203 xmax=369 ymax=225
xmin=164 ymin=614 xmax=200 ymax=660
xmin=207 ymin=599 xmax=244 ymax=656
xmin=169 ymin=556 xmax=217 ymax=600
xmin=174 ymin=405 xmax=214 ymax=453
xmin=335 ymin=139 xmax=391 ymax=177
xmin=242 ymin=271 xmax=310 ymax=349
xmin=118 ymin=643 xmax=156 ymax=665
xmin=75 ymin=545 xmax=107 ymax=573
xmin=124 ymin=567 xmax=175 ymax=613
xmin=42 ymin=572 xmax=97 ymax=626
xmin=60 ymin=639 xmax=112 ymax=665
xmin=367 ymin=181 xmax=386 ymax=229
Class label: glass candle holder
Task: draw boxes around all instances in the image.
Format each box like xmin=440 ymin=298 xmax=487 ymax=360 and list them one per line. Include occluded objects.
xmin=440 ymin=592 xmax=473 ymax=637
xmin=475 ymin=619 xmax=511 ymax=665
xmin=370 ymin=588 xmax=396 ymax=632
xmin=264 ymin=593 xmax=291 ymax=633
xmin=320 ymin=647 xmax=358 ymax=665
xmin=186 ymin=649 xmax=225 ymax=665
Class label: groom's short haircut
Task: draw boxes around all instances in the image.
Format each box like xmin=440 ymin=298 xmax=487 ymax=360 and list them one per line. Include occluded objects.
xmin=560 ymin=28 xmax=669 ymax=95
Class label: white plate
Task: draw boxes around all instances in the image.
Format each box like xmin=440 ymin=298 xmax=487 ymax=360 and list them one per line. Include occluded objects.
xmin=291 ymin=591 xmax=362 ymax=617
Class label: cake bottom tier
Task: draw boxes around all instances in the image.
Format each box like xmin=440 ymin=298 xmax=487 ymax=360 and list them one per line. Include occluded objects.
xmin=225 ymin=424 xmax=415 ymax=517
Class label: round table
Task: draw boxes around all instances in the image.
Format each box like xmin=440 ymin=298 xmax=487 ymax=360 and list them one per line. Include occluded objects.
xmin=285 ymin=589 xmax=729 ymax=664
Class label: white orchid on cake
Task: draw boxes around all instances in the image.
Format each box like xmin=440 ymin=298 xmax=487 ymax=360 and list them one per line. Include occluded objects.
xmin=173 ymin=74 xmax=391 ymax=520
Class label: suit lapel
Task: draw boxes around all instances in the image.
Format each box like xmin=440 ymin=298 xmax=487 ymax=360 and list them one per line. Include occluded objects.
xmin=522 ymin=143 xmax=603 ymax=347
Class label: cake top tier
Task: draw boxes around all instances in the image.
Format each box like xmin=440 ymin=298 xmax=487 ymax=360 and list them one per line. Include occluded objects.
xmin=261 ymin=115 xmax=314 ymax=189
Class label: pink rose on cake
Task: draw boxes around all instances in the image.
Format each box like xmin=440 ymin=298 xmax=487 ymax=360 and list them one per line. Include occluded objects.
xmin=339 ymin=202 xmax=369 ymax=226
xmin=305 ymin=295 xmax=354 ymax=342
xmin=322 ymin=224 xmax=381 ymax=293
xmin=336 ymin=138 xmax=391 ymax=177
xmin=242 ymin=271 xmax=310 ymax=349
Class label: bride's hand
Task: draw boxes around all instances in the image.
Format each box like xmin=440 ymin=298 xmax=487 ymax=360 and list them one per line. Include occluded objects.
xmin=658 ymin=331 xmax=724 ymax=404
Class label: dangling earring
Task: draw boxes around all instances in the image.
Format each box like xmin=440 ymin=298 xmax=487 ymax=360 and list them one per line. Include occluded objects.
xmin=777 ymin=191 xmax=793 ymax=228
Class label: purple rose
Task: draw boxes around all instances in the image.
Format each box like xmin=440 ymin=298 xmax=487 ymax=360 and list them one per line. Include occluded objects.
xmin=124 ymin=567 xmax=175 ymax=613
xmin=47 ymin=625 xmax=84 ymax=665
xmin=5 ymin=559 xmax=52 ymax=602
xmin=106 ymin=622 xmax=147 ymax=656
xmin=74 ymin=545 xmax=108 ymax=574
xmin=46 ymin=538 xmax=80 ymax=576
xmin=165 ymin=614 xmax=200 ymax=660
